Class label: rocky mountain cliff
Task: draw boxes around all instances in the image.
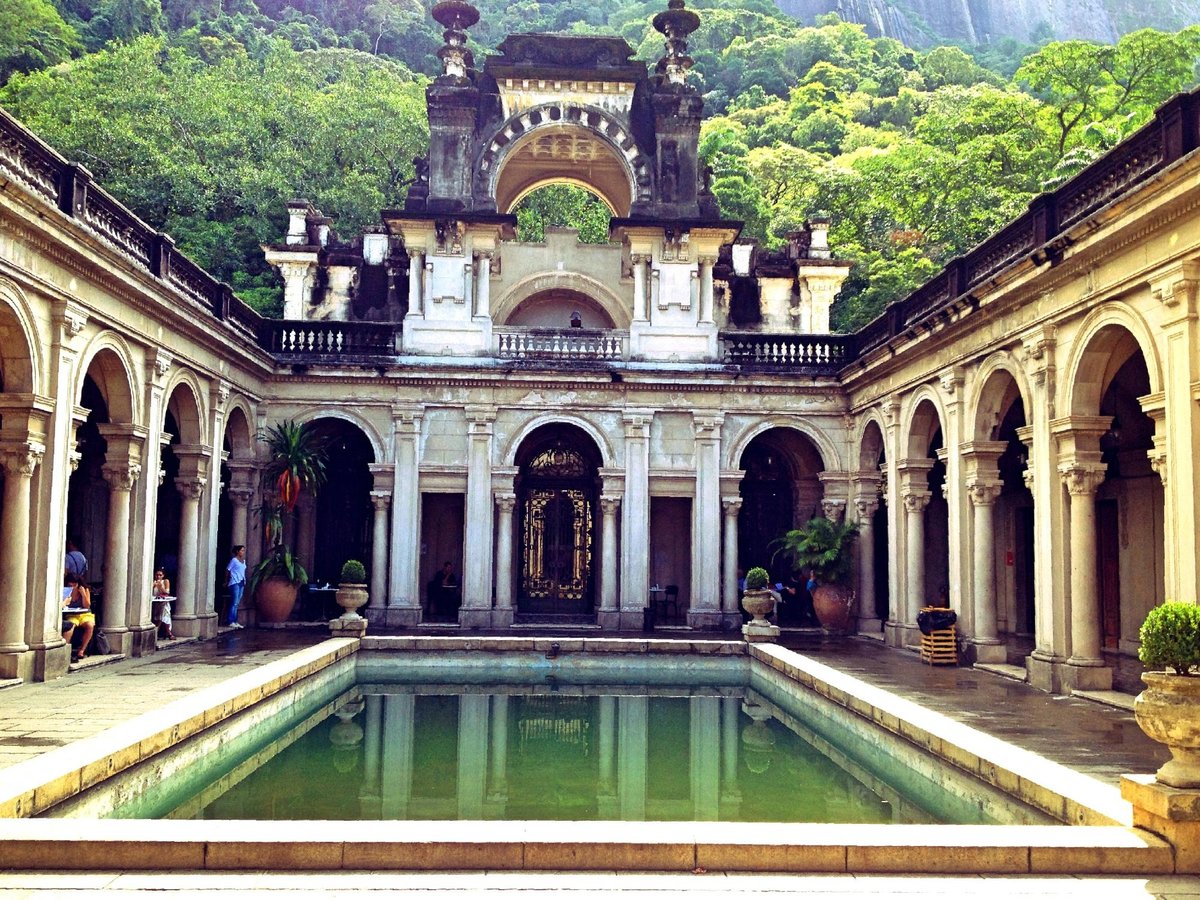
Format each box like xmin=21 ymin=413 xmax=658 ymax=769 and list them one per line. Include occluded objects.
xmin=774 ymin=0 xmax=1200 ymax=45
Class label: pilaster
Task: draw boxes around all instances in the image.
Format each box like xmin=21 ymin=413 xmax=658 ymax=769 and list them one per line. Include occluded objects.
xmin=688 ymin=413 xmax=723 ymax=629
xmin=619 ymin=411 xmax=652 ymax=630
xmin=461 ymin=405 xmax=496 ymax=628
xmin=388 ymin=405 xmax=423 ymax=627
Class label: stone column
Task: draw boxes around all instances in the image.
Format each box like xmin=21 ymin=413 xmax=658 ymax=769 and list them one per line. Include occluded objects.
xmin=632 ymin=255 xmax=648 ymax=322
xmin=100 ymin=459 xmax=140 ymax=646
xmin=698 ymin=256 xmax=715 ymax=325
xmin=721 ymin=496 xmax=742 ymax=623
xmin=475 ymin=251 xmax=492 ymax=319
xmin=461 ymin=407 xmax=495 ymax=628
xmin=597 ymin=695 xmax=618 ymax=819
xmin=689 ymin=414 xmax=723 ymax=629
xmin=599 ymin=495 xmax=620 ymax=619
xmin=494 ymin=492 xmax=516 ymax=628
xmin=854 ymin=496 xmax=880 ymax=632
xmin=690 ymin=696 xmax=720 ymax=820
xmin=407 ymin=250 xmax=424 ymax=317
xmin=902 ymin=489 xmax=931 ymax=643
xmin=174 ymin=476 xmax=206 ymax=633
xmin=0 ymin=444 xmax=43 ymax=666
xmin=967 ymin=480 xmax=1004 ymax=662
xmin=380 ymin=694 xmax=415 ymax=819
xmin=359 ymin=694 xmax=383 ymax=818
xmin=389 ymin=406 xmax=423 ymax=626
xmin=228 ymin=486 xmax=254 ymax=558
xmin=1060 ymin=463 xmax=1112 ymax=689
xmin=620 ymin=412 xmax=652 ymax=630
xmin=369 ymin=492 xmax=390 ymax=611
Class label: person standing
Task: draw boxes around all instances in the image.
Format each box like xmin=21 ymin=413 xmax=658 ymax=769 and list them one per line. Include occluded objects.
xmin=224 ymin=545 xmax=247 ymax=629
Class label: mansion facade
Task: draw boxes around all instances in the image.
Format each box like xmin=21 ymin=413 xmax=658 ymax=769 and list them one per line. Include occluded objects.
xmin=0 ymin=1 xmax=1197 ymax=695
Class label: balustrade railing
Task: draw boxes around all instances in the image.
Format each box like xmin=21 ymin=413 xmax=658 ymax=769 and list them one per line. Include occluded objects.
xmin=263 ymin=320 xmax=399 ymax=357
xmin=721 ymin=333 xmax=855 ymax=370
xmin=496 ymin=327 xmax=627 ymax=361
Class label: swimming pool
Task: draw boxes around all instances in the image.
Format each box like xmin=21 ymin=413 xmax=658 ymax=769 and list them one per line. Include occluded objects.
xmin=0 ymin=638 xmax=1170 ymax=874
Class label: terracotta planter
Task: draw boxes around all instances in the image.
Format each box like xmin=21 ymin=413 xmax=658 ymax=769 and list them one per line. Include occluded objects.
xmin=812 ymin=583 xmax=854 ymax=632
xmin=335 ymin=582 xmax=369 ymax=619
xmin=741 ymin=588 xmax=776 ymax=627
xmin=255 ymin=577 xmax=299 ymax=623
xmin=1134 ymin=671 xmax=1200 ymax=788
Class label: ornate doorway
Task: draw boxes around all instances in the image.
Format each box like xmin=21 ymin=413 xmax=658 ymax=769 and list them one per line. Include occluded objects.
xmin=515 ymin=426 xmax=600 ymax=618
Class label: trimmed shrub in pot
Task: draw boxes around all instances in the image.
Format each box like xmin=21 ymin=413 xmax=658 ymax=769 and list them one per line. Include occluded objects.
xmin=336 ymin=558 xmax=369 ymax=621
xmin=1133 ymin=601 xmax=1200 ymax=787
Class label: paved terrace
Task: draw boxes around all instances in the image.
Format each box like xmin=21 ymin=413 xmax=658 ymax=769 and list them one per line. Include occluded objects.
xmin=0 ymin=629 xmax=1192 ymax=899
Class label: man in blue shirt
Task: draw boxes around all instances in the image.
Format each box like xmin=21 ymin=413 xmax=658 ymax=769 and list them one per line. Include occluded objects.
xmin=225 ymin=545 xmax=247 ymax=628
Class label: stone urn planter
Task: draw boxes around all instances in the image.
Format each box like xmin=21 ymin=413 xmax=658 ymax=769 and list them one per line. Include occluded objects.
xmin=335 ymin=582 xmax=368 ymax=618
xmin=741 ymin=567 xmax=780 ymax=643
xmin=255 ymin=576 xmax=299 ymax=623
xmin=331 ymin=559 xmax=369 ymax=636
xmin=812 ymin=583 xmax=855 ymax=632
xmin=741 ymin=589 xmax=776 ymax=627
xmin=1134 ymin=672 xmax=1200 ymax=788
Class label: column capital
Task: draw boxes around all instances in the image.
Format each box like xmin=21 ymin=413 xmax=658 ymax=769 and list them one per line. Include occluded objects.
xmin=721 ymin=495 xmax=743 ymax=514
xmin=854 ymin=496 xmax=879 ymax=521
xmin=821 ymin=498 xmax=847 ymax=521
xmin=103 ymin=461 xmax=141 ymax=492
xmin=496 ymin=491 xmax=517 ymax=514
xmin=623 ymin=410 xmax=654 ymax=436
xmin=938 ymin=366 xmax=964 ymax=399
xmin=966 ymin=479 xmax=1003 ymax=507
xmin=466 ymin=405 xmax=497 ymax=432
xmin=392 ymin=404 xmax=424 ymax=429
xmin=56 ymin=299 xmax=89 ymax=344
xmin=902 ymin=490 xmax=932 ymax=514
xmin=228 ymin=487 xmax=255 ymax=507
xmin=370 ymin=491 xmax=392 ymax=512
xmin=1058 ymin=463 xmax=1106 ymax=496
xmin=0 ymin=443 xmax=44 ymax=477
xmin=599 ymin=495 xmax=621 ymax=515
xmin=692 ymin=413 xmax=724 ymax=440
xmin=175 ymin=476 xmax=207 ymax=501
xmin=147 ymin=349 xmax=174 ymax=383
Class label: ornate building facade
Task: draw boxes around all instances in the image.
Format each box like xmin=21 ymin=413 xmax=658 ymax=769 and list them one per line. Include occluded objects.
xmin=0 ymin=1 xmax=1197 ymax=695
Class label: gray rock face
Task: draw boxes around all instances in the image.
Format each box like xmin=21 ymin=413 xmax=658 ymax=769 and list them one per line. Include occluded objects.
xmin=773 ymin=0 xmax=1200 ymax=46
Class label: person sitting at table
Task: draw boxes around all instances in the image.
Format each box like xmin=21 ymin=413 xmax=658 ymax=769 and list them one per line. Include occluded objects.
xmin=62 ymin=575 xmax=95 ymax=662
xmin=153 ymin=567 xmax=171 ymax=598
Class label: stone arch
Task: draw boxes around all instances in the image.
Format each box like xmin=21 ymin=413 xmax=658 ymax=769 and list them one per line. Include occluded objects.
xmin=854 ymin=412 xmax=887 ymax=471
xmin=502 ymin=413 xmax=614 ymax=469
xmin=493 ymin=271 xmax=632 ymax=330
xmin=969 ymin=353 xmax=1032 ymax=442
xmin=222 ymin=399 xmax=255 ymax=461
xmin=901 ymin=387 xmax=946 ymax=459
xmin=75 ymin=335 xmax=139 ymax=426
xmin=479 ymin=103 xmax=653 ymax=215
xmin=1065 ymin=304 xmax=1163 ymax=417
xmin=162 ymin=372 xmax=208 ymax=446
xmin=291 ymin=407 xmax=386 ymax=464
xmin=0 ymin=277 xmax=42 ymax=395
xmin=726 ymin=417 xmax=842 ymax=473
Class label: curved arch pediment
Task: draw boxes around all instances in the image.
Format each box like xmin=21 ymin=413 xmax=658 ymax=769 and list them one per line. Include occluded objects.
xmin=478 ymin=102 xmax=652 ymax=215
xmin=493 ymin=271 xmax=632 ymax=329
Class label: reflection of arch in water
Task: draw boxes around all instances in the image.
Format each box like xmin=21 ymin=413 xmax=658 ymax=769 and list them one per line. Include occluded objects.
xmin=513 ymin=422 xmax=603 ymax=618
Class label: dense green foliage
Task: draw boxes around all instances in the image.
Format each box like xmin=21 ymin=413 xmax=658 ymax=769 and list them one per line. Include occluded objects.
xmin=772 ymin=516 xmax=859 ymax=584
xmin=1139 ymin=601 xmax=1200 ymax=675
xmin=1 ymin=1 xmax=1197 ymax=323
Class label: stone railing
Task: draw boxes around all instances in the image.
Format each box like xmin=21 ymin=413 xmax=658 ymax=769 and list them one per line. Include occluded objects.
xmin=856 ymin=89 xmax=1199 ymax=358
xmin=496 ymin=327 xmax=628 ymax=361
xmin=720 ymin=333 xmax=856 ymax=371
xmin=261 ymin=320 xmax=399 ymax=357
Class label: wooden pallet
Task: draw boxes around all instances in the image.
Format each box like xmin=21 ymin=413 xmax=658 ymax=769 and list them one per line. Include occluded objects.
xmin=919 ymin=608 xmax=958 ymax=665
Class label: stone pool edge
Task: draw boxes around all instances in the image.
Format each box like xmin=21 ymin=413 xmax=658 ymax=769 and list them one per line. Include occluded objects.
xmin=0 ymin=636 xmax=1178 ymax=875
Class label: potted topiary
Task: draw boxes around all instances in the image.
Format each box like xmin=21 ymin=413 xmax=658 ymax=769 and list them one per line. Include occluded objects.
xmin=741 ymin=566 xmax=779 ymax=643
xmin=773 ymin=516 xmax=859 ymax=631
xmin=335 ymin=559 xmax=369 ymax=620
xmin=1133 ymin=601 xmax=1200 ymax=787
xmin=249 ymin=420 xmax=327 ymax=623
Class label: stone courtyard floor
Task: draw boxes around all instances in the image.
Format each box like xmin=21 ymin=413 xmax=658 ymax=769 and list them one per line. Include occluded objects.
xmin=0 ymin=627 xmax=1195 ymax=897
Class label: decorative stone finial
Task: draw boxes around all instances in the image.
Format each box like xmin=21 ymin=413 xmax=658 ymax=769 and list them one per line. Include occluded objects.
xmin=432 ymin=0 xmax=479 ymax=80
xmin=652 ymin=0 xmax=700 ymax=86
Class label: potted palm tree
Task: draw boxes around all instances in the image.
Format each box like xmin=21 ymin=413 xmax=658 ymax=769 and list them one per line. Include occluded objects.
xmin=1133 ymin=601 xmax=1200 ymax=787
xmin=773 ymin=516 xmax=859 ymax=631
xmin=249 ymin=420 xmax=327 ymax=623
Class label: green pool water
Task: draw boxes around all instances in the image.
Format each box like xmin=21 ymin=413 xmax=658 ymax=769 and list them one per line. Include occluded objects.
xmin=93 ymin=652 xmax=1054 ymax=826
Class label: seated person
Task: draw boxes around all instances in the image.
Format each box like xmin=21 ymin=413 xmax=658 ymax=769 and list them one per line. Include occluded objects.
xmin=153 ymin=568 xmax=171 ymax=597
xmin=62 ymin=576 xmax=95 ymax=662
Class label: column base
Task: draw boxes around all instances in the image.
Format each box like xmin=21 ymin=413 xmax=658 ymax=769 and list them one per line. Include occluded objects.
xmin=1063 ymin=658 xmax=1113 ymax=691
xmin=33 ymin=642 xmax=71 ymax=681
xmin=742 ymin=621 xmax=780 ymax=643
xmin=458 ymin=607 xmax=492 ymax=629
xmin=884 ymin=621 xmax=919 ymax=648
xmin=971 ymin=639 xmax=1007 ymax=664
xmin=0 ymin=646 xmax=35 ymax=681
xmin=687 ymin=610 xmax=723 ymax=631
xmin=857 ymin=617 xmax=883 ymax=636
xmin=491 ymin=608 xmax=514 ymax=629
xmin=1122 ymin=774 xmax=1200 ymax=873
xmin=130 ymin=625 xmax=157 ymax=657
xmin=597 ymin=609 xmax=622 ymax=631
xmin=100 ymin=627 xmax=133 ymax=657
xmin=1026 ymin=651 xmax=1065 ymax=693
xmin=617 ymin=610 xmax=645 ymax=631
xmin=381 ymin=606 xmax=422 ymax=628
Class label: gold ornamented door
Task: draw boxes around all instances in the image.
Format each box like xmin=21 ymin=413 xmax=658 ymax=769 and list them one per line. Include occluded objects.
xmin=518 ymin=444 xmax=596 ymax=616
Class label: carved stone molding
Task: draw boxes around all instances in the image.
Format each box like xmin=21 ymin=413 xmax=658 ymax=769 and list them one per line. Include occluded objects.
xmin=228 ymin=487 xmax=255 ymax=508
xmin=103 ymin=462 xmax=142 ymax=492
xmin=0 ymin=445 xmax=43 ymax=478
xmin=370 ymin=491 xmax=392 ymax=511
xmin=599 ymin=495 xmax=621 ymax=516
xmin=721 ymin=496 xmax=743 ymax=515
xmin=902 ymin=491 xmax=932 ymax=514
xmin=1058 ymin=464 xmax=1106 ymax=496
xmin=854 ymin=496 xmax=879 ymax=522
xmin=821 ymin=498 xmax=847 ymax=522
xmin=966 ymin=480 xmax=1003 ymax=507
xmin=175 ymin=477 xmax=207 ymax=501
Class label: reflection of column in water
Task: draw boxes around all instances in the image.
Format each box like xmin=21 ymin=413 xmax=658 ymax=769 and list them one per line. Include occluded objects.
xmin=720 ymin=696 xmax=742 ymax=814
xmin=597 ymin=695 xmax=618 ymax=819
xmin=488 ymin=694 xmax=509 ymax=806
xmin=690 ymin=697 xmax=720 ymax=821
xmin=359 ymin=694 xmax=383 ymax=818
xmin=380 ymin=694 xmax=415 ymax=819
xmin=457 ymin=693 xmax=489 ymax=819
xmin=617 ymin=696 xmax=648 ymax=821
